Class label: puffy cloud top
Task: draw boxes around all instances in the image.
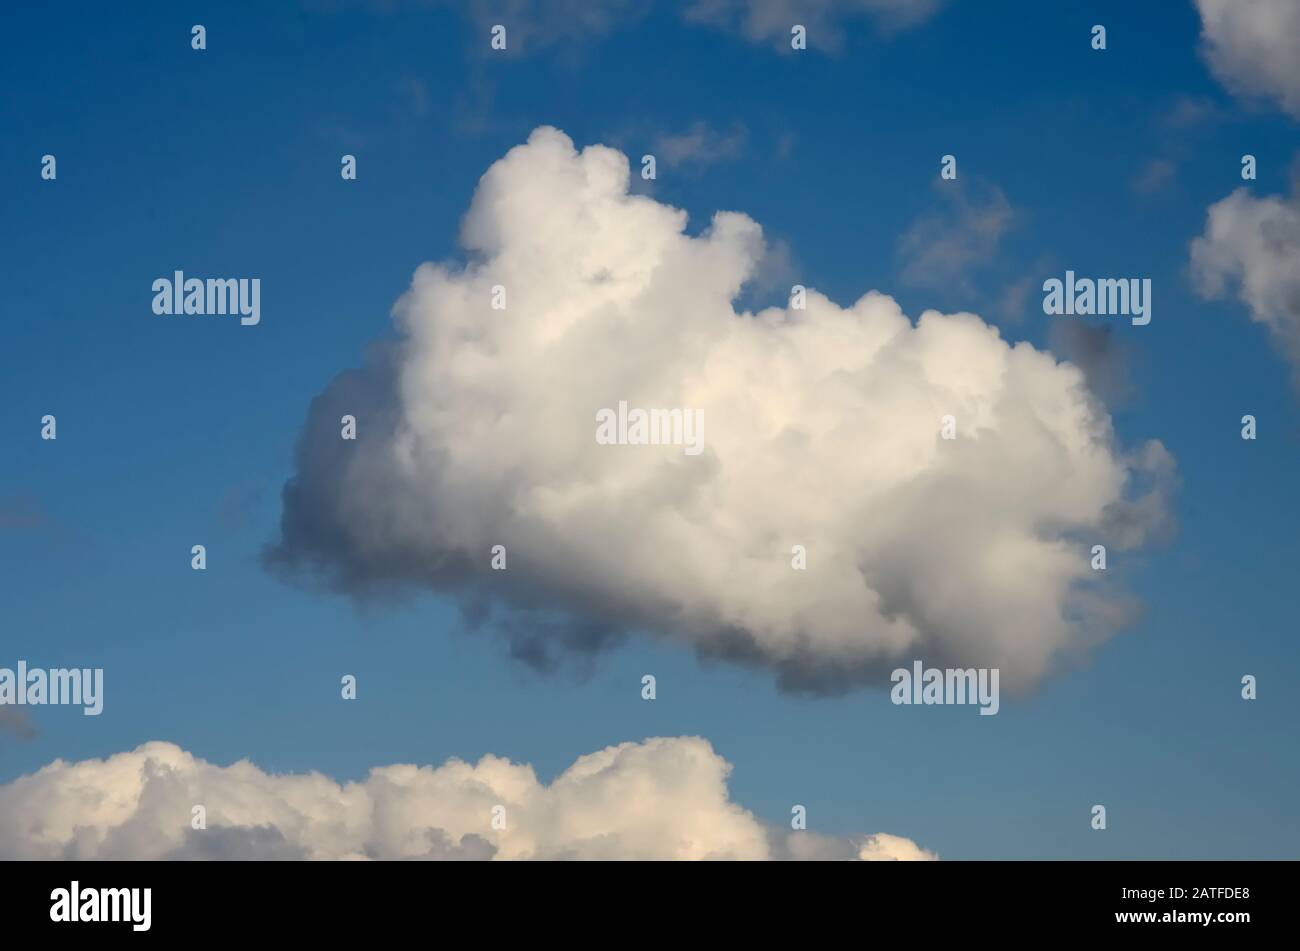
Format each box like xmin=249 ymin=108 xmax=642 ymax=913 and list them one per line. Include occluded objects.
xmin=0 ymin=738 xmax=933 ymax=861
xmin=268 ymin=127 xmax=1173 ymax=693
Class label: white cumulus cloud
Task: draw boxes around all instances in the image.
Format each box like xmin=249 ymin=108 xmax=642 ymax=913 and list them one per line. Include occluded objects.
xmin=0 ymin=737 xmax=933 ymax=861
xmin=1194 ymin=0 xmax=1300 ymax=117
xmin=267 ymin=126 xmax=1173 ymax=694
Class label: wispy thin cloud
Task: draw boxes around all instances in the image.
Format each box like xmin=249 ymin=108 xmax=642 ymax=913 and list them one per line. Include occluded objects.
xmin=897 ymin=180 xmax=1016 ymax=295
xmin=652 ymin=121 xmax=748 ymax=169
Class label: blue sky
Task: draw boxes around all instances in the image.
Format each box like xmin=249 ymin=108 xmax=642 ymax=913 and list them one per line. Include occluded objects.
xmin=2 ymin=0 xmax=1298 ymax=859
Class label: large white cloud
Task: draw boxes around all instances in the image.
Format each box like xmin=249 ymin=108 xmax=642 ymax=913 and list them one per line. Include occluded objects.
xmin=1194 ymin=0 xmax=1300 ymax=117
xmin=268 ymin=126 xmax=1173 ymax=693
xmin=0 ymin=737 xmax=933 ymax=861
xmin=1191 ymin=181 xmax=1300 ymax=378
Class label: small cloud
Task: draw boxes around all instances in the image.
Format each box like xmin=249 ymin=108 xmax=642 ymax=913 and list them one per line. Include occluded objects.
xmin=1191 ymin=170 xmax=1300 ymax=384
xmin=685 ymin=0 xmax=946 ymax=51
xmin=770 ymin=828 xmax=938 ymax=860
xmin=1132 ymin=158 xmax=1177 ymax=195
xmin=456 ymin=0 xmax=645 ymax=56
xmin=216 ymin=482 xmax=266 ymax=534
xmin=1159 ymin=95 xmax=1226 ymax=131
xmin=994 ymin=275 xmax=1035 ymax=324
xmin=652 ymin=121 xmax=748 ymax=170
xmin=897 ymin=180 xmax=1016 ymax=294
xmin=856 ymin=831 xmax=939 ymax=861
xmin=302 ymin=0 xmax=645 ymax=57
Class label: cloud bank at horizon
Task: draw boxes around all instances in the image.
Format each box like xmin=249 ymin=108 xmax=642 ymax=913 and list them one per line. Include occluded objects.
xmin=0 ymin=737 xmax=934 ymax=861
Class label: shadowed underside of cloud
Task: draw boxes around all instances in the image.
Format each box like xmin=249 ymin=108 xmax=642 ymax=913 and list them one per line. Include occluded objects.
xmin=266 ymin=126 xmax=1175 ymax=695
xmin=1048 ymin=322 xmax=1136 ymax=408
xmin=1192 ymin=176 xmax=1300 ymax=383
xmin=0 ymin=737 xmax=934 ymax=861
